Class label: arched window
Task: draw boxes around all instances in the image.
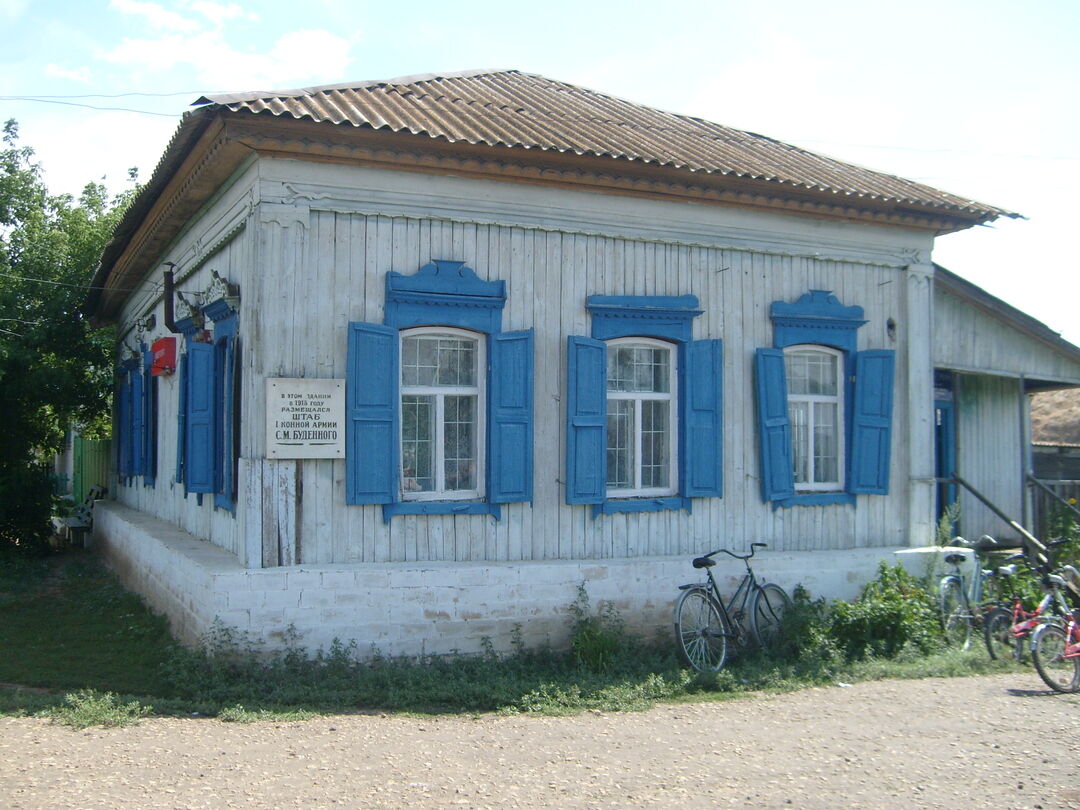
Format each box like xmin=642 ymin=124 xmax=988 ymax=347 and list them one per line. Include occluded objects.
xmin=783 ymin=345 xmax=844 ymax=491
xmin=399 ymin=327 xmax=485 ymax=501
xmin=605 ymin=337 xmax=678 ymax=497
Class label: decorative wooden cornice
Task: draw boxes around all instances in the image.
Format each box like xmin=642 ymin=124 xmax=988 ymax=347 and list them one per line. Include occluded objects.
xmin=91 ymin=110 xmax=982 ymax=323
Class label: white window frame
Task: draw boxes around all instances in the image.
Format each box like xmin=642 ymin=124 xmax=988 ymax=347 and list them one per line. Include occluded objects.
xmin=784 ymin=344 xmax=844 ymax=492
xmin=605 ymin=336 xmax=678 ymax=498
xmin=399 ymin=326 xmax=486 ymax=501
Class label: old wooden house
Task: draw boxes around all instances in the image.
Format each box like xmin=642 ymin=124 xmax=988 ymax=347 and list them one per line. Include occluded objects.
xmin=88 ymin=70 xmax=1080 ymax=655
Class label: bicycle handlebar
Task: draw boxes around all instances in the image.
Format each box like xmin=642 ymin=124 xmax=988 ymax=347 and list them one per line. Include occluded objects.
xmin=699 ymin=543 xmax=767 ymax=562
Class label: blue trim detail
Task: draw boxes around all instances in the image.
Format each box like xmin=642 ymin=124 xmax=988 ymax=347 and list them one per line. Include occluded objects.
xmin=203 ymin=297 xmax=237 ymax=323
xmin=587 ymin=295 xmax=701 ymax=343
xmin=770 ymin=290 xmax=865 ymax=353
xmin=592 ymin=497 xmax=691 ymax=516
xmin=772 ymin=492 xmax=856 ymax=509
xmin=174 ymin=316 xmax=203 ymax=337
xmin=386 ymin=260 xmax=506 ymax=333
xmin=381 ymin=501 xmax=502 ymax=522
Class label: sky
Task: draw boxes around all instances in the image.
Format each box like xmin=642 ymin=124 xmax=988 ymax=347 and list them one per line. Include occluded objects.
xmin=2 ymin=0 xmax=1078 ymax=343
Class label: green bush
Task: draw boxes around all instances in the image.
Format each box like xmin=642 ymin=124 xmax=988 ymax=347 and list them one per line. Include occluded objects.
xmin=827 ymin=563 xmax=942 ymax=660
xmin=568 ymin=583 xmax=626 ymax=673
xmin=50 ymin=689 xmax=150 ymax=729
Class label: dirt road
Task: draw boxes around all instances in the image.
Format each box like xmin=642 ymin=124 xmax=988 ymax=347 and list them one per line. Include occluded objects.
xmin=2 ymin=673 xmax=1078 ymax=809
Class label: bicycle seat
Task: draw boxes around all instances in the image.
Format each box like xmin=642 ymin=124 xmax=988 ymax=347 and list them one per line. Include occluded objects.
xmin=692 ymin=556 xmax=717 ymax=569
xmin=944 ymin=553 xmax=967 ymax=566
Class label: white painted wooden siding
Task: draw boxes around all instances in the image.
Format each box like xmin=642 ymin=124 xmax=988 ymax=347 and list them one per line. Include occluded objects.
xmin=954 ymin=373 xmax=1026 ymax=541
xmin=115 ymin=158 xmax=933 ymax=565
xmin=934 ymin=288 xmax=1080 ymax=384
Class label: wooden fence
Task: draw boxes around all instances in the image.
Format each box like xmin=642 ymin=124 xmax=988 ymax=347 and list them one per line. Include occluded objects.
xmin=72 ymin=437 xmax=110 ymax=504
xmin=1029 ymin=477 xmax=1080 ymax=541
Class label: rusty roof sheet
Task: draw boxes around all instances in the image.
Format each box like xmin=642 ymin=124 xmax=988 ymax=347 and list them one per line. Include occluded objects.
xmin=193 ymin=69 xmax=1016 ymax=220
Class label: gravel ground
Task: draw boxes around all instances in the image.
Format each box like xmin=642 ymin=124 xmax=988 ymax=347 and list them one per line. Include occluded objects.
xmin=2 ymin=672 xmax=1078 ymax=810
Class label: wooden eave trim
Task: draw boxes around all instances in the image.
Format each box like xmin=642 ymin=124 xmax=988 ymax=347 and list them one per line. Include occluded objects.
xmin=222 ymin=114 xmax=989 ymax=235
xmin=95 ymin=116 xmax=253 ymax=323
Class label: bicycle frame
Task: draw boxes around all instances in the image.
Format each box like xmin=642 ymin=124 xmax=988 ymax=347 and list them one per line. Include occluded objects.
xmin=700 ymin=566 xmax=756 ymax=643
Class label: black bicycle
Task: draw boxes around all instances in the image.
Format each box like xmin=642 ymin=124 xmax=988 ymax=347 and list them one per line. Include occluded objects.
xmin=673 ymin=543 xmax=791 ymax=673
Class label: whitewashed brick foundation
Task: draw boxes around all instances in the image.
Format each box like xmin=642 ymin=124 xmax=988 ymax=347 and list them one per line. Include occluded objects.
xmin=95 ymin=501 xmax=903 ymax=658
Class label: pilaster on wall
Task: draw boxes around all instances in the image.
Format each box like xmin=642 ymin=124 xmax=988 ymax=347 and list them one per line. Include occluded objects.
xmin=906 ymin=262 xmax=935 ymax=546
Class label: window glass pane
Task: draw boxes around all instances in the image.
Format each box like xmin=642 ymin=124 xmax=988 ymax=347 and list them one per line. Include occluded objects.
xmin=641 ymin=400 xmax=670 ymax=489
xmin=813 ymin=402 xmax=839 ymax=483
xmin=401 ymin=395 xmax=434 ymax=492
xmin=786 ymin=350 xmax=838 ymax=396
xmin=607 ymin=345 xmax=669 ymax=393
xmin=789 ymin=401 xmax=810 ymax=484
xmin=402 ymin=335 xmax=476 ymax=387
xmin=606 ymin=399 xmax=634 ymax=488
xmin=443 ymin=395 xmax=477 ymax=491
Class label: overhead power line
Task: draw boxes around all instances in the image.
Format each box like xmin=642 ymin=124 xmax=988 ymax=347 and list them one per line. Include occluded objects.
xmin=0 ymin=97 xmax=180 ymax=117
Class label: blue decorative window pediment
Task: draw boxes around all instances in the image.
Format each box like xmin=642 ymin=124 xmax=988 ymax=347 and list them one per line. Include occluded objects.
xmin=769 ymin=290 xmax=866 ymax=354
xmin=385 ymin=260 xmax=507 ymax=333
xmin=587 ymin=295 xmax=702 ymax=344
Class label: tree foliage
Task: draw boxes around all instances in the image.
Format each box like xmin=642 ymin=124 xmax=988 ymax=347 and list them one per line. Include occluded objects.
xmin=0 ymin=119 xmax=135 ymax=551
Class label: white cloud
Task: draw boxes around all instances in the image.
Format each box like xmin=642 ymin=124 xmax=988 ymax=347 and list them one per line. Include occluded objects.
xmin=44 ymin=64 xmax=92 ymax=83
xmin=188 ymin=1 xmax=251 ymax=26
xmin=110 ymin=0 xmax=200 ymax=32
xmin=103 ymin=27 xmax=354 ymax=90
xmin=0 ymin=0 xmax=28 ymax=19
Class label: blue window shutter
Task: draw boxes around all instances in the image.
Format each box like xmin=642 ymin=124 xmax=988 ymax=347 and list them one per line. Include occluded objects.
xmin=683 ymin=339 xmax=723 ymax=497
xmin=132 ymin=367 xmax=145 ymax=477
xmin=849 ymin=349 xmax=895 ymax=495
xmin=185 ymin=341 xmax=215 ymax=493
xmin=566 ymin=335 xmax=606 ymax=505
xmin=117 ymin=373 xmax=130 ymax=478
xmin=489 ymin=329 xmax=534 ymax=503
xmin=176 ymin=353 xmax=187 ymax=486
xmin=214 ymin=331 xmax=239 ymax=511
xmin=142 ymin=349 xmax=156 ymax=487
xmin=347 ymin=322 xmax=399 ymax=505
xmin=755 ymin=348 xmax=795 ymax=502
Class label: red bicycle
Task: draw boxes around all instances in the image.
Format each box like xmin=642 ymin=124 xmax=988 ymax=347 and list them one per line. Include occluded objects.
xmin=983 ymin=554 xmax=1051 ymax=662
xmin=1029 ymin=565 xmax=1080 ymax=693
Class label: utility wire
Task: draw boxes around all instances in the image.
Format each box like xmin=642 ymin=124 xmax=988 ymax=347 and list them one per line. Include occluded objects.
xmin=0 ymin=97 xmax=179 ymax=117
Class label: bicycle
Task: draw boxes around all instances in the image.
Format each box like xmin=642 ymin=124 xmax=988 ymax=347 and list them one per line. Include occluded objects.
xmin=938 ymin=535 xmax=1014 ymax=648
xmin=982 ymin=539 xmax=1071 ymax=661
xmin=1029 ymin=564 xmax=1080 ymax=693
xmin=673 ymin=542 xmax=792 ymax=673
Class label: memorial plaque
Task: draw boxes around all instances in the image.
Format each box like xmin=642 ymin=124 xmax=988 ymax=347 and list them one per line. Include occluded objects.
xmin=266 ymin=378 xmax=345 ymax=459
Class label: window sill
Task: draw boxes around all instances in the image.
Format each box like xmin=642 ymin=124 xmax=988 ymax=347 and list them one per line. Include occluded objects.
xmin=592 ymin=496 xmax=691 ymax=517
xmin=772 ymin=492 xmax=855 ymax=509
xmin=382 ymin=501 xmax=501 ymax=523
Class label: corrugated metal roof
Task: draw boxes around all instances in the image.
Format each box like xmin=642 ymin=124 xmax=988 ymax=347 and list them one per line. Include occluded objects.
xmin=193 ymin=69 xmax=1016 ymax=220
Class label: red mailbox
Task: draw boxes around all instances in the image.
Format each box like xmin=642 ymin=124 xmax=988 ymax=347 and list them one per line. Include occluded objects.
xmin=150 ymin=337 xmax=176 ymax=376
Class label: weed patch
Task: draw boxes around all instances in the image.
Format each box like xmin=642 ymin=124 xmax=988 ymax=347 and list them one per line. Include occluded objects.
xmin=49 ymin=689 xmax=151 ymax=729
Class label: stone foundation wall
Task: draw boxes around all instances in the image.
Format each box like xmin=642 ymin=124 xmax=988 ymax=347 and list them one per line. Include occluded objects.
xmin=95 ymin=502 xmax=902 ymax=658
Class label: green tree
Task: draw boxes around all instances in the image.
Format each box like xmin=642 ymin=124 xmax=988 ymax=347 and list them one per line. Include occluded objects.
xmin=0 ymin=119 xmax=134 ymax=551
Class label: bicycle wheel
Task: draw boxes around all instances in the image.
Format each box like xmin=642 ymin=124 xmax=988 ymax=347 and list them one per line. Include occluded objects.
xmin=1031 ymin=622 xmax=1080 ymax=693
xmin=939 ymin=577 xmax=971 ymax=648
xmin=982 ymin=606 xmax=1021 ymax=661
xmin=674 ymin=588 xmax=730 ymax=673
xmin=751 ymin=583 xmax=792 ymax=648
